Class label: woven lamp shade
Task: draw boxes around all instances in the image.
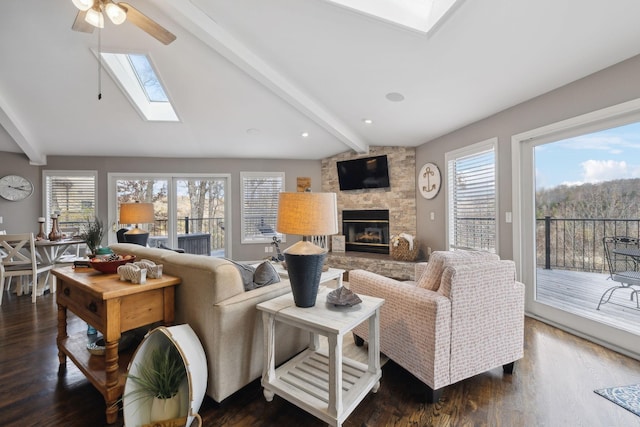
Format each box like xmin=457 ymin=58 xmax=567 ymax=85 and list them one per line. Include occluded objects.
xmin=119 ymin=202 xmax=154 ymax=225
xmin=276 ymin=192 xmax=338 ymax=237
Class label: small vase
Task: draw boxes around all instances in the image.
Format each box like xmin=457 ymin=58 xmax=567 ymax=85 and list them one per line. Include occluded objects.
xmin=48 ymin=216 xmax=62 ymax=241
xmin=150 ymin=394 xmax=181 ymax=422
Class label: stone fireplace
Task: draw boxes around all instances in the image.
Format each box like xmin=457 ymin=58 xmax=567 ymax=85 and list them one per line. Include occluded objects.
xmin=342 ymin=209 xmax=390 ymax=254
xmin=322 ymin=146 xmax=418 ymax=261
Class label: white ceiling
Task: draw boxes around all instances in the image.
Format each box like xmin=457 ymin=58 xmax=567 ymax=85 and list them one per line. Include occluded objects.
xmin=2 ymin=0 xmax=640 ymax=165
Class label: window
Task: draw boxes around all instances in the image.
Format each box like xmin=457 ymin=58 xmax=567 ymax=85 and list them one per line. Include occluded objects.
xmin=241 ymin=172 xmax=284 ymax=243
xmin=44 ymin=171 xmax=97 ymax=231
xmin=322 ymin=0 xmax=462 ymax=34
xmin=99 ymin=52 xmax=178 ymax=122
xmin=446 ymin=138 xmax=497 ymax=252
xmin=109 ymin=173 xmax=229 ymax=257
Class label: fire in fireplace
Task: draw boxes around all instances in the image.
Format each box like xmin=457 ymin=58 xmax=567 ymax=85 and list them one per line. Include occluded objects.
xmin=342 ymin=209 xmax=389 ymax=254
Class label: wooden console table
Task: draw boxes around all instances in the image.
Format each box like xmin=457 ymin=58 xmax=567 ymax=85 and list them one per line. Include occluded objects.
xmin=258 ymin=287 xmax=384 ymax=427
xmin=53 ymin=266 xmax=180 ymax=424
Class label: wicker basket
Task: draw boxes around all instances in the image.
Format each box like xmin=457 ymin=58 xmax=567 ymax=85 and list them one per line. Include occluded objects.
xmin=390 ymin=237 xmax=420 ymax=261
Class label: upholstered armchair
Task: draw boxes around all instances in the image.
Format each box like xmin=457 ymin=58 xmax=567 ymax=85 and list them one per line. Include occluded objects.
xmin=349 ymin=250 xmax=525 ymax=402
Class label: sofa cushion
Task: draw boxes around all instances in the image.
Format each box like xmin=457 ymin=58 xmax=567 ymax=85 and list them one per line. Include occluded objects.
xmin=417 ymin=250 xmax=500 ymax=294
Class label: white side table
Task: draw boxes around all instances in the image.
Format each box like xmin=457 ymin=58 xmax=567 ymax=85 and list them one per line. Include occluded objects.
xmin=257 ymin=287 xmax=384 ymax=427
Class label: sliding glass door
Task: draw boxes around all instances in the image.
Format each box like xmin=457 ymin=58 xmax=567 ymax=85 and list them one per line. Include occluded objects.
xmin=512 ymin=100 xmax=640 ymax=357
xmin=108 ymin=173 xmax=229 ymax=257
xmin=173 ymin=178 xmax=226 ymax=256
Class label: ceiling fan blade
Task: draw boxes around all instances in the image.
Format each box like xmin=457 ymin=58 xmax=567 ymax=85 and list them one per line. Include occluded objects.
xmin=119 ymin=2 xmax=176 ymax=45
xmin=71 ymin=10 xmax=95 ymax=33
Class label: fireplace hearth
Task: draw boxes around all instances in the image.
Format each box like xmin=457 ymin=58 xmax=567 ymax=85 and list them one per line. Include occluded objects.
xmin=342 ymin=209 xmax=389 ymax=254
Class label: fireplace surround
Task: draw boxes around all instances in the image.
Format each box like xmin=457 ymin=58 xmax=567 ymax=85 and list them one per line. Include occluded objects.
xmin=342 ymin=209 xmax=390 ymax=254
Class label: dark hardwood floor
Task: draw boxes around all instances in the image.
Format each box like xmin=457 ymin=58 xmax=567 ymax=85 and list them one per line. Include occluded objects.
xmin=2 ymin=289 xmax=640 ymax=426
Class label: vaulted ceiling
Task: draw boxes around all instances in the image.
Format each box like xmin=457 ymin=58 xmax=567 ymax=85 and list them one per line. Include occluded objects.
xmin=2 ymin=0 xmax=640 ymax=165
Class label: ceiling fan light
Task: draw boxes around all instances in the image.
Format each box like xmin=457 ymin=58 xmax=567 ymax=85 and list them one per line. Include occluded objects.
xmin=72 ymin=0 xmax=93 ymax=12
xmin=84 ymin=7 xmax=104 ymax=28
xmin=105 ymin=3 xmax=127 ymax=25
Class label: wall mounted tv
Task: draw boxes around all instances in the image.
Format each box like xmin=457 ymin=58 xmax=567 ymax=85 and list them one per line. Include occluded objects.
xmin=337 ymin=155 xmax=390 ymax=191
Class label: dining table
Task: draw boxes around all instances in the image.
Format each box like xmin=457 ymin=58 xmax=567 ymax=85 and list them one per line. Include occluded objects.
xmin=612 ymin=247 xmax=640 ymax=260
xmin=35 ymin=237 xmax=86 ymax=265
xmin=612 ymin=247 xmax=640 ymax=271
xmin=30 ymin=238 xmax=86 ymax=296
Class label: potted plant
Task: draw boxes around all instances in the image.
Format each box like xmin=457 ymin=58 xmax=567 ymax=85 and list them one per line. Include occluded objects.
xmin=80 ymin=217 xmax=104 ymax=257
xmin=124 ymin=345 xmax=187 ymax=422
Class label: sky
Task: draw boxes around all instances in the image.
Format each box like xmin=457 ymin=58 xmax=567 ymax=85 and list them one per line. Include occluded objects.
xmin=535 ymin=121 xmax=640 ymax=190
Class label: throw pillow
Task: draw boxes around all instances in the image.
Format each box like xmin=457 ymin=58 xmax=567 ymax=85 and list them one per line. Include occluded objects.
xmin=225 ymin=259 xmax=257 ymax=291
xmin=417 ymin=250 xmax=500 ymax=293
xmin=416 ymin=252 xmax=446 ymax=291
xmin=253 ymin=261 xmax=281 ymax=288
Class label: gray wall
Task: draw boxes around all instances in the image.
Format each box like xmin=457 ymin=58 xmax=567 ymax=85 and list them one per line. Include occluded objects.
xmin=416 ymin=54 xmax=640 ymax=260
xmin=0 ymin=151 xmax=42 ymax=233
xmin=0 ymin=154 xmax=321 ymax=261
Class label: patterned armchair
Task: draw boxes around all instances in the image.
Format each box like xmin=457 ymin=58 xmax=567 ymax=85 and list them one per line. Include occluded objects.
xmin=349 ymin=250 xmax=525 ymax=402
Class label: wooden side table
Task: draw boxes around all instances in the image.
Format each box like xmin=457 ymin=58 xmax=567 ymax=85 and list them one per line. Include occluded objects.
xmin=257 ymin=287 xmax=384 ymax=427
xmin=53 ymin=266 xmax=180 ymax=424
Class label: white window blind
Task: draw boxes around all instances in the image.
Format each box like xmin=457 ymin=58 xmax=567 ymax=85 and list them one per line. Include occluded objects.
xmin=446 ymin=140 xmax=497 ymax=252
xmin=240 ymin=172 xmax=284 ymax=243
xmin=45 ymin=171 xmax=97 ymax=230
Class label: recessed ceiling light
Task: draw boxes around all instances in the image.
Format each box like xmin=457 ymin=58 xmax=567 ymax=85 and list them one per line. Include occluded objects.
xmin=385 ymin=92 xmax=405 ymax=102
xmin=362 ymin=118 xmax=373 ymax=124
xmin=301 ymin=132 xmax=310 ymax=138
xmin=246 ymin=128 xmax=260 ymax=135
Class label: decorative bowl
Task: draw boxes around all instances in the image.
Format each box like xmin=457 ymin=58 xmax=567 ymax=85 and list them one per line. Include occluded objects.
xmin=86 ymin=339 xmax=106 ymax=356
xmin=89 ymin=255 xmax=135 ymax=274
xmin=86 ymin=332 xmax=141 ymax=356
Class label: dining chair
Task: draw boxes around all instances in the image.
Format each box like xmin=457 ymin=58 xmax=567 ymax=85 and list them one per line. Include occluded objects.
xmin=0 ymin=233 xmax=54 ymax=305
xmin=599 ymin=236 xmax=640 ymax=310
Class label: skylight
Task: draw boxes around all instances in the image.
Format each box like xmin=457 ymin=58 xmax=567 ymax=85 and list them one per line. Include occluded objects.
xmin=100 ymin=52 xmax=179 ymax=122
xmin=323 ymin=0 xmax=463 ymax=34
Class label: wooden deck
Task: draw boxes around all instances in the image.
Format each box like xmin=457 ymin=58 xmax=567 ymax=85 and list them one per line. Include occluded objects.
xmin=536 ymin=268 xmax=640 ymax=335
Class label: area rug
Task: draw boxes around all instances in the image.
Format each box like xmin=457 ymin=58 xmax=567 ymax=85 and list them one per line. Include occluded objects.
xmin=594 ymin=384 xmax=640 ymax=417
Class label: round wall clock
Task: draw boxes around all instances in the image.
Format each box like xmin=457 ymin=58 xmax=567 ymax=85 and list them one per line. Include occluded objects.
xmin=0 ymin=174 xmax=34 ymax=201
xmin=418 ymin=163 xmax=441 ymax=200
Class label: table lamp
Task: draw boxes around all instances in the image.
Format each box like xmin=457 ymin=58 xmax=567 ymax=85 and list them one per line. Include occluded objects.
xmin=277 ymin=192 xmax=338 ymax=307
xmin=119 ymin=202 xmax=154 ymax=246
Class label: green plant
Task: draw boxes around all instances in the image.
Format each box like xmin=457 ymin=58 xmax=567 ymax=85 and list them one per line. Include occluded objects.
xmin=126 ymin=345 xmax=186 ymax=401
xmin=80 ymin=217 xmax=104 ymax=255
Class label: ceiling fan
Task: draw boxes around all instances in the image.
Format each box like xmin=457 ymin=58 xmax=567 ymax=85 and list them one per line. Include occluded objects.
xmin=70 ymin=0 xmax=176 ymax=45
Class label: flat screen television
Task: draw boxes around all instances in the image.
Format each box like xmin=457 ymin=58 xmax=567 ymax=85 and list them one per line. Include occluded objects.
xmin=337 ymin=155 xmax=390 ymax=191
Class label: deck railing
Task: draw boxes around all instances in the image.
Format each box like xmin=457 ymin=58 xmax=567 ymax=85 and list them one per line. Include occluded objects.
xmin=149 ymin=217 xmax=224 ymax=255
xmin=537 ymin=216 xmax=640 ymax=273
xmin=61 ymin=217 xmax=225 ymax=255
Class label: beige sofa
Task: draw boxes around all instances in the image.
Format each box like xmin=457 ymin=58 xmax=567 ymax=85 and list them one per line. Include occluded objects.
xmin=349 ymin=250 xmax=525 ymax=402
xmin=110 ymin=243 xmax=307 ymax=403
